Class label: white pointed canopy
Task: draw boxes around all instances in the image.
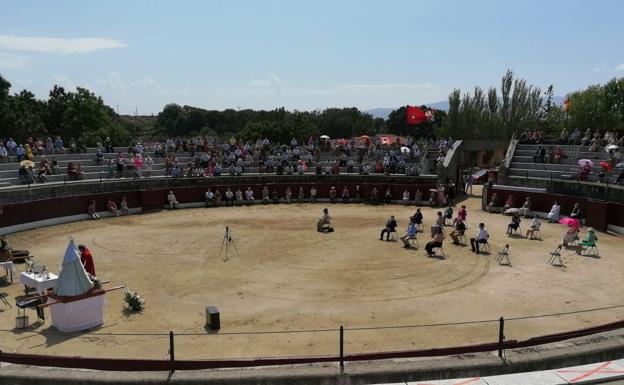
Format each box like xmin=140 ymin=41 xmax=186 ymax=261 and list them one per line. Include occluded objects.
xmin=53 ymin=239 xmax=94 ymax=296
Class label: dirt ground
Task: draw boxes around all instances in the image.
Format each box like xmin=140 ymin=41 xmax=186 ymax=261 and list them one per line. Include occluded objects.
xmin=1 ymin=186 xmax=623 ymax=360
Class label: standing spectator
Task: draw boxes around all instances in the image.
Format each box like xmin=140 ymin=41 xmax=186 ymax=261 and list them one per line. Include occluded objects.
xmin=464 ymin=173 xmax=474 ymax=195
xmin=205 ymin=189 xmax=215 ymax=207
xmin=262 ymin=186 xmax=270 ymax=204
xmin=78 ymin=245 xmax=96 ymax=276
xmin=298 ymin=187 xmax=305 ymax=203
xmin=134 ymin=154 xmax=143 ymax=177
xmin=329 ymin=186 xmax=337 ymax=203
xmin=224 ymin=188 xmax=234 ymax=206
xmin=54 ymin=136 xmax=65 ymax=154
xmin=310 ymin=186 xmax=317 ymax=203
xmin=384 ymin=187 xmax=393 ymax=204
xmin=402 ymin=190 xmax=410 ymax=205
xmin=144 ymin=155 xmax=153 ymax=177
xmin=104 ymin=137 xmax=114 ymax=153
xmin=285 ymin=187 xmax=292 ymax=204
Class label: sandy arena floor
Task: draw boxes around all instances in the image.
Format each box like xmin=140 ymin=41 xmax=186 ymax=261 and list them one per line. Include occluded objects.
xmin=1 ymin=188 xmax=624 ymax=360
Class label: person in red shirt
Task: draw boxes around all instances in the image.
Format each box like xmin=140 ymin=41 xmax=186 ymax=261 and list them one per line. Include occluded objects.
xmin=78 ymin=244 xmax=96 ymax=276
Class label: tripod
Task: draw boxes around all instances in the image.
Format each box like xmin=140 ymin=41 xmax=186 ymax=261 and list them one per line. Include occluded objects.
xmin=219 ymin=226 xmax=239 ymax=262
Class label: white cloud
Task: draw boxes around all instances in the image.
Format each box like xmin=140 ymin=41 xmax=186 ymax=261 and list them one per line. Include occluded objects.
xmin=52 ymin=74 xmax=77 ymax=90
xmin=249 ymin=72 xmax=282 ymax=93
xmin=0 ymin=34 xmax=125 ymax=54
xmin=615 ymin=63 xmax=624 ymax=72
xmin=0 ymin=52 xmax=33 ymax=70
xmin=97 ymin=72 xmax=128 ymax=97
xmin=594 ymin=62 xmax=608 ymax=72
xmin=131 ymin=76 xmax=166 ymax=96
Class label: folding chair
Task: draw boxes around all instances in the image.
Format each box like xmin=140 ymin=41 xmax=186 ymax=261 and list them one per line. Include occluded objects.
xmin=529 ymin=228 xmax=542 ymax=240
xmin=548 ymin=245 xmax=564 ymax=266
xmin=582 ymin=244 xmax=599 ymax=257
xmin=432 ymin=245 xmax=445 ymax=258
xmin=388 ymin=231 xmax=398 ymax=241
xmin=457 ymin=230 xmax=467 ymax=244
xmin=496 ymin=244 xmax=510 ymax=265
xmin=408 ymin=237 xmax=419 ymax=249
xmin=0 ymin=293 xmax=11 ymax=308
xmin=479 ymin=242 xmax=490 ymax=254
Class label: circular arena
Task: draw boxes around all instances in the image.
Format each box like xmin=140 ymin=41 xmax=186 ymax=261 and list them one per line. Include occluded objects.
xmin=2 ymin=184 xmax=624 ymax=364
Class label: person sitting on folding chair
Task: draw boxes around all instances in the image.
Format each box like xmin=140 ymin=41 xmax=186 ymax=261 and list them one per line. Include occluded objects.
xmin=576 ymin=228 xmax=598 ymax=255
xmin=400 ymin=218 xmax=418 ymax=249
xmin=562 ymin=225 xmax=579 ymax=247
xmin=506 ymin=213 xmax=521 ymax=235
xmin=526 ymin=217 xmax=541 ymax=239
xmin=450 ymin=218 xmax=467 ymax=245
xmin=379 ymin=215 xmax=398 ymax=241
xmin=317 ymin=208 xmax=334 ymax=233
xmin=470 ymin=223 xmax=489 ymax=253
xmin=425 ymin=227 xmax=445 ymax=257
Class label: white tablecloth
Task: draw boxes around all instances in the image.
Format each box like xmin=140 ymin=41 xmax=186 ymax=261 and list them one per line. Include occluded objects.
xmin=20 ymin=272 xmax=58 ymax=294
xmin=0 ymin=261 xmax=16 ymax=282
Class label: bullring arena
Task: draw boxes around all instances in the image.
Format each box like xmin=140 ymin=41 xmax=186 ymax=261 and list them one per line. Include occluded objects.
xmin=1 ymin=182 xmax=624 ymax=367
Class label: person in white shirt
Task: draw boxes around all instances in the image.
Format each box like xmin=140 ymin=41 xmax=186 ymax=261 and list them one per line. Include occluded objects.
xmin=547 ymin=201 xmax=561 ymax=223
xmin=470 ymin=223 xmax=489 ymax=253
xmin=526 ymin=217 xmax=541 ymax=239
xmin=167 ymin=191 xmax=179 ymax=209
xmin=245 ymin=187 xmax=255 ymax=204
xmin=205 ymin=189 xmax=214 ymax=207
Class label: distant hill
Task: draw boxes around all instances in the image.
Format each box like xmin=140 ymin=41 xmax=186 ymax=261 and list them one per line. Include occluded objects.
xmin=365 ymin=96 xmax=564 ymax=120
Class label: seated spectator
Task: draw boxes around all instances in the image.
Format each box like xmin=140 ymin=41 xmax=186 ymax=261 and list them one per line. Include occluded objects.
xmin=470 ymin=223 xmax=489 ymax=253
xmin=425 ymin=227 xmax=445 ymax=257
xmin=224 ymin=188 xmax=234 ymax=206
xmin=454 ymin=205 xmax=468 ymax=226
xmin=443 ymin=206 xmax=453 ymax=225
xmin=562 ymin=225 xmax=579 ymax=247
xmin=317 ymin=208 xmax=334 ymax=232
xmin=526 ymin=217 xmax=541 ymax=239
xmin=502 ymin=195 xmax=515 ymax=213
xmin=262 ymin=186 xmax=270 ymax=204
xmin=245 ymin=187 xmax=255 ymax=204
xmin=88 ymin=200 xmax=100 ymax=219
xmin=341 ymin=186 xmax=350 ymax=203
xmin=107 ymin=198 xmax=119 ymax=216
xmin=553 ymin=147 xmax=566 ymax=163
xmin=167 ymin=191 xmax=179 ymax=209
xmin=205 ymin=189 xmax=215 ymax=207
xmin=18 ymin=165 xmax=35 ymax=184
xmin=370 ymin=187 xmax=380 ymax=205
xmin=547 ymin=201 xmax=561 ymax=222
xmin=450 ymin=218 xmax=467 ymax=245
xmin=235 ymin=188 xmax=244 ymax=205
xmin=569 ymin=203 xmax=583 ymax=220
xmin=67 ymin=162 xmax=78 ymax=180
xmin=402 ymin=190 xmax=410 ymax=205
xmin=171 ymin=165 xmax=182 ymax=178
xmin=75 ymin=163 xmax=85 ymax=180
xmin=506 ymin=213 xmax=521 ymax=235
xmin=379 ymin=215 xmax=398 ymax=241
xmin=0 ymin=143 xmax=8 ymax=163
xmin=412 ymin=208 xmax=424 ymax=231
xmin=400 ymin=218 xmax=417 ymax=249
xmin=383 ymin=188 xmax=392 ymax=204
xmin=120 ymin=196 xmax=129 ymax=215
xmin=520 ymin=197 xmax=532 ymax=217
xmin=579 ymin=161 xmax=591 ymax=181
xmin=16 ymin=144 xmax=25 ymax=162
xmin=329 ymin=186 xmax=337 ymax=203
xmin=576 ymin=228 xmax=598 ymax=255
xmin=533 ymin=146 xmax=546 ymax=163
xmin=36 ymin=166 xmax=47 ymax=183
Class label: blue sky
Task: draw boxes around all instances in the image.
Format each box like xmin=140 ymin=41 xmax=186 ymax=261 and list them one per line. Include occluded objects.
xmin=1 ymin=0 xmax=623 ymax=114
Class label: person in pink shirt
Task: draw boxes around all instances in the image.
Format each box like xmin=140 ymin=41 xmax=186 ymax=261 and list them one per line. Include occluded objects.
xmin=133 ymin=154 xmax=143 ymax=177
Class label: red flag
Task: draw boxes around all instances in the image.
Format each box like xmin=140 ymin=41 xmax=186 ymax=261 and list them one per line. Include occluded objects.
xmin=406 ymin=105 xmax=427 ymax=125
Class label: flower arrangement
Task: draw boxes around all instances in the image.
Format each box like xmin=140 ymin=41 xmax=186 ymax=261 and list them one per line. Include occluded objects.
xmin=123 ymin=287 xmax=145 ymax=311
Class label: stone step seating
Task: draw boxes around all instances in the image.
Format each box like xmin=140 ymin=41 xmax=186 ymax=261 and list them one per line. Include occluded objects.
xmin=509 ymin=161 xmax=617 ymax=173
xmin=507 ymin=166 xmax=621 ymax=183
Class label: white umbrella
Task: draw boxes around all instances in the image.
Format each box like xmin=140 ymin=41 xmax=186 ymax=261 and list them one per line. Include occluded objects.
xmin=320 ymin=135 xmax=330 ymax=140
xmin=605 ymin=144 xmax=618 ymax=152
xmin=504 ymin=208 xmax=521 ymax=215
xmin=400 ymin=146 xmax=411 ymax=154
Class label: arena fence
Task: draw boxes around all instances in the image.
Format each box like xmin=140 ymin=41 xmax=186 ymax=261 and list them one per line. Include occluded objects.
xmin=1 ymin=304 xmax=623 ymax=372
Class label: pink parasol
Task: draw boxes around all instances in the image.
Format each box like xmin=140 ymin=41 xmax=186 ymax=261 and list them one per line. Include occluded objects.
xmin=559 ymin=218 xmax=580 ymax=228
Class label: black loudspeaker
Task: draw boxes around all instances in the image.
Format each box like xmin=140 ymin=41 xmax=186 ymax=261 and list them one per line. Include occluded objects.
xmin=206 ymin=306 xmax=220 ymax=330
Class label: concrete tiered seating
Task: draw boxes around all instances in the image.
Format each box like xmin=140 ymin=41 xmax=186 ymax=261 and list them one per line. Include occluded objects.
xmin=507 ymin=143 xmax=623 ymax=184
xmin=0 ymin=146 xmax=433 ymax=189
